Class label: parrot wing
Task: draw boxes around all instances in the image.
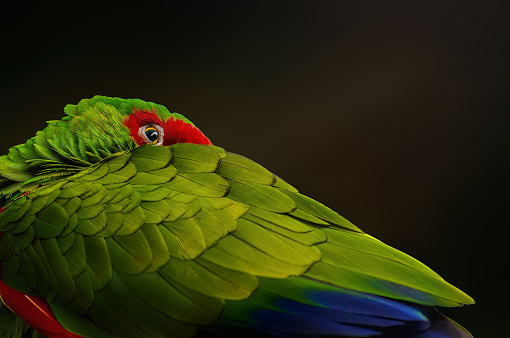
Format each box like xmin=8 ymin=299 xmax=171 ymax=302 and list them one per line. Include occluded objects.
xmin=0 ymin=143 xmax=473 ymax=337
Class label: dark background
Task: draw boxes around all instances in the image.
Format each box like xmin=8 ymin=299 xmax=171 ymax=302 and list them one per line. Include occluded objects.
xmin=1 ymin=1 xmax=508 ymax=336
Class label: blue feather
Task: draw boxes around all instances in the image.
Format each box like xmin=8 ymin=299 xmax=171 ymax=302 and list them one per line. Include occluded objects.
xmin=307 ymin=289 xmax=429 ymax=323
xmin=210 ymin=277 xmax=471 ymax=337
xmin=252 ymin=310 xmax=380 ymax=337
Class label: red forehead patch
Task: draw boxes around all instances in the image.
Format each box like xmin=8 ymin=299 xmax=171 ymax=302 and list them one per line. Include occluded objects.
xmin=124 ymin=109 xmax=212 ymax=146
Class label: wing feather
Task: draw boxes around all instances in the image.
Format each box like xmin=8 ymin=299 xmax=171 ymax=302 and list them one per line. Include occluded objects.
xmin=0 ymin=143 xmax=473 ymax=337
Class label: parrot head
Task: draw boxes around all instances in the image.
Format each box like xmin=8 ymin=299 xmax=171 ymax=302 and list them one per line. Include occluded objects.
xmin=0 ymin=95 xmax=211 ymax=198
xmin=51 ymin=95 xmax=211 ymax=155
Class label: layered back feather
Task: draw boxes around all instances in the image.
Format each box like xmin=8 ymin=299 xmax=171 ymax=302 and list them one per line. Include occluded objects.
xmin=0 ymin=96 xmax=473 ymax=338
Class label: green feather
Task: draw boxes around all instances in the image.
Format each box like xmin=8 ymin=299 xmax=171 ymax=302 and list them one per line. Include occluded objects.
xmin=40 ymin=238 xmax=75 ymax=296
xmin=227 ymin=180 xmax=296 ymax=213
xmin=217 ymin=152 xmax=274 ymax=184
xmin=160 ymin=258 xmax=258 ymax=300
xmin=83 ymin=237 xmax=112 ymax=291
xmin=129 ymin=145 xmax=172 ymax=171
xmin=282 ymin=189 xmax=361 ymax=232
xmin=166 ymin=173 xmax=228 ymax=197
xmin=106 ymin=231 xmax=151 ymax=274
xmin=171 ymin=144 xmax=224 ymax=173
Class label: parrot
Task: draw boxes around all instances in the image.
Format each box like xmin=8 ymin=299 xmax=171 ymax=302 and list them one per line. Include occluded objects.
xmin=0 ymin=96 xmax=474 ymax=338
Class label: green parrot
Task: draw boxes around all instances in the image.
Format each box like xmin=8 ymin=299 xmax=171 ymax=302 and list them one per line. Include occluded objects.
xmin=0 ymin=96 xmax=473 ymax=338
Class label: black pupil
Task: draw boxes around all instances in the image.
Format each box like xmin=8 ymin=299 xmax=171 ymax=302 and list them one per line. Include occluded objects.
xmin=145 ymin=129 xmax=159 ymax=142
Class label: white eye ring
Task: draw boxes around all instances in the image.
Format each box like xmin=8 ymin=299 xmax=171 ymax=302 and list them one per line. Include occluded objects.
xmin=139 ymin=124 xmax=164 ymax=145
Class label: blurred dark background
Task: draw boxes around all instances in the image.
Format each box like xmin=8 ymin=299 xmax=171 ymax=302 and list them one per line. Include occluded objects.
xmin=0 ymin=0 xmax=508 ymax=336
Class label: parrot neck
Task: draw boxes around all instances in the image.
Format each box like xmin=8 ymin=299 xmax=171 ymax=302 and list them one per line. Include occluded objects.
xmin=125 ymin=109 xmax=212 ymax=146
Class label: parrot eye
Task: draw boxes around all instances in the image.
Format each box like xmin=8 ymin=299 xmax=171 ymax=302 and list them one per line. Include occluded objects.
xmin=145 ymin=127 xmax=159 ymax=143
xmin=139 ymin=124 xmax=164 ymax=145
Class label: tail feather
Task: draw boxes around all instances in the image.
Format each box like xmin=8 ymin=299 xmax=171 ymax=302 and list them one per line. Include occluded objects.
xmin=384 ymin=309 xmax=472 ymax=338
xmin=206 ymin=277 xmax=472 ymax=337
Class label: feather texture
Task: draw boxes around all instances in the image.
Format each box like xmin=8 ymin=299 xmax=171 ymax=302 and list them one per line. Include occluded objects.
xmin=0 ymin=96 xmax=473 ymax=337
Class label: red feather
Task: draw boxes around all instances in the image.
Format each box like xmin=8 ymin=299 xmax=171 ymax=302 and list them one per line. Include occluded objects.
xmin=124 ymin=108 xmax=212 ymax=146
xmin=0 ymin=279 xmax=82 ymax=337
xmin=0 ymin=209 xmax=81 ymax=337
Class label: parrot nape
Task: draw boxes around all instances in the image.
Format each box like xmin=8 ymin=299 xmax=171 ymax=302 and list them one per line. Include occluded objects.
xmin=0 ymin=96 xmax=473 ymax=338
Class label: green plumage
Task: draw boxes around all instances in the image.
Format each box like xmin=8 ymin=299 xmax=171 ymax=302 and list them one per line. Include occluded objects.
xmin=0 ymin=96 xmax=473 ymax=338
